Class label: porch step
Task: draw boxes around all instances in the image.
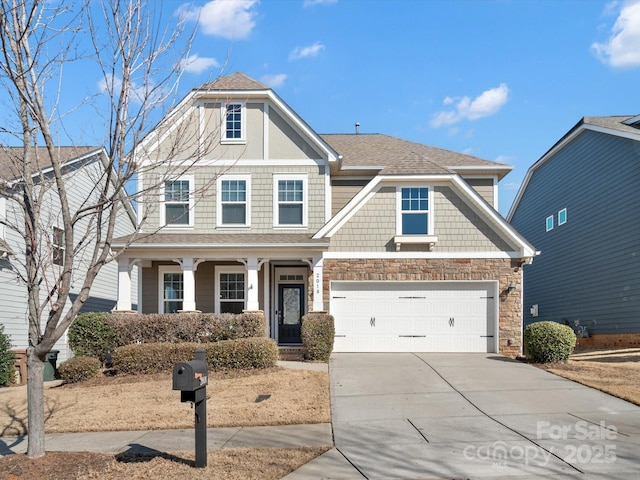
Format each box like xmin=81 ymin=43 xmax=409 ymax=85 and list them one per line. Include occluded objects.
xmin=279 ymin=346 xmax=305 ymax=361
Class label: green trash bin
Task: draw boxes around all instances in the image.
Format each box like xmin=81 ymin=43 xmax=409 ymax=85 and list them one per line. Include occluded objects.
xmin=44 ymin=350 xmax=59 ymax=381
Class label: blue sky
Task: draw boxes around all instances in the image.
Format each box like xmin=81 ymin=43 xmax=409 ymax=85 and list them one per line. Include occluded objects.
xmin=13 ymin=0 xmax=640 ymax=215
xmin=167 ymin=0 xmax=639 ymax=215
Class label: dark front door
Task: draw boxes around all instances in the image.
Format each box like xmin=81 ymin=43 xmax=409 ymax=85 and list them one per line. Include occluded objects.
xmin=278 ymin=284 xmax=304 ymax=344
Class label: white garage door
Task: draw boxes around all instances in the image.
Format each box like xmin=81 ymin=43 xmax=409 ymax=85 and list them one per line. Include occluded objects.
xmin=330 ymin=281 xmax=497 ymax=353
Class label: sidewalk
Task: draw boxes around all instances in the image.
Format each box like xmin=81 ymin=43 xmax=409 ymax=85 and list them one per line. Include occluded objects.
xmin=0 ymin=423 xmax=333 ymax=457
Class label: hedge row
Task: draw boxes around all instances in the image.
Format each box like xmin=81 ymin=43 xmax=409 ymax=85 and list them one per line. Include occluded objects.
xmin=111 ymin=338 xmax=279 ymax=374
xmin=68 ymin=311 xmax=267 ymax=359
xmin=58 ymin=356 xmax=102 ymax=383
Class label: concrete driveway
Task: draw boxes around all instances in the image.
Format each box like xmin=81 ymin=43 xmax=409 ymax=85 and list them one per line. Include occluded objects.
xmin=329 ymin=353 xmax=640 ymax=479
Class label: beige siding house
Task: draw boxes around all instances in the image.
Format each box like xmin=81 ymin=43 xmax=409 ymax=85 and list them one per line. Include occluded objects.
xmin=113 ymin=73 xmax=536 ymax=357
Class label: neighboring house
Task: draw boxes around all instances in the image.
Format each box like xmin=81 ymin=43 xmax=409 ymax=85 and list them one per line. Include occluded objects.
xmin=0 ymin=147 xmax=138 ymax=362
xmin=112 ymin=72 xmax=536 ymax=357
xmin=508 ymin=116 xmax=640 ymax=344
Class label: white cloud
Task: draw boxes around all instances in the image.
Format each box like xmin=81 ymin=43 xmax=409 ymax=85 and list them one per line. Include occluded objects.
xmin=261 ymin=73 xmax=287 ymax=88
xmin=592 ymin=1 xmax=640 ymax=68
xmin=180 ymin=0 xmax=258 ymax=40
xmin=501 ymin=182 xmax=522 ymax=192
xmin=180 ymin=54 xmax=219 ymax=74
xmin=430 ymin=83 xmax=510 ymax=128
xmin=289 ymin=42 xmax=325 ymax=61
xmin=303 ymin=0 xmax=338 ymax=7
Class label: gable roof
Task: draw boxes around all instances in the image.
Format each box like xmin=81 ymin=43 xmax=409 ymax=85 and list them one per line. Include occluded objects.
xmin=199 ymin=72 xmax=269 ymax=91
xmin=321 ymin=133 xmax=513 ymax=178
xmin=507 ymin=115 xmax=640 ymax=221
xmin=0 ymin=146 xmax=99 ymax=182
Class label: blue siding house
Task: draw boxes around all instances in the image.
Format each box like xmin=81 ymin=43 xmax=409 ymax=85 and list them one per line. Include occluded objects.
xmin=508 ymin=116 xmax=640 ymax=342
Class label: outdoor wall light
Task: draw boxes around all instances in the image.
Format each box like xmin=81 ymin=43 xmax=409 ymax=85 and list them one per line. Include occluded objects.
xmin=507 ymin=282 xmax=517 ymax=294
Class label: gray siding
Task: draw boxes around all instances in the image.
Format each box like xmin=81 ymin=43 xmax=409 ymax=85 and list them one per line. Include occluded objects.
xmin=464 ymin=178 xmax=495 ymax=207
xmin=329 ymin=184 xmax=515 ymax=253
xmin=510 ymin=130 xmax=640 ymax=334
xmin=331 ymin=179 xmax=368 ymax=215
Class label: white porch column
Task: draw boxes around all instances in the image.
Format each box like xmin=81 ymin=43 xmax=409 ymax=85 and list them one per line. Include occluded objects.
xmin=246 ymin=256 xmax=260 ymax=311
xmin=312 ymin=256 xmax=324 ymax=311
xmin=116 ymin=257 xmax=133 ymax=311
xmin=262 ymin=260 xmax=271 ymax=336
xmin=182 ymin=256 xmax=197 ymax=312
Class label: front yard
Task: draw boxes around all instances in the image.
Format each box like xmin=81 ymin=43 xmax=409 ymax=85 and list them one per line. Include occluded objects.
xmin=535 ymin=347 xmax=640 ymax=406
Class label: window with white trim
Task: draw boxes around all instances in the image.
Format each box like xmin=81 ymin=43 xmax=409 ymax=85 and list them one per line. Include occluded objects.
xmin=216 ymin=267 xmax=246 ymax=314
xmin=217 ymin=175 xmax=250 ymax=227
xmin=162 ymin=176 xmax=193 ymax=227
xmin=558 ymin=208 xmax=567 ymax=226
xmin=159 ymin=267 xmax=183 ymax=313
xmin=399 ymin=187 xmax=430 ymax=235
xmin=52 ymin=227 xmax=65 ymax=266
xmin=274 ymin=175 xmax=307 ymax=227
xmin=546 ymin=215 xmax=554 ymax=232
xmin=222 ymin=103 xmax=245 ymax=143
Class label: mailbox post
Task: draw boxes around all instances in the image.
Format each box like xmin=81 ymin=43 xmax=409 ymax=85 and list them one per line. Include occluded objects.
xmin=173 ymin=349 xmax=208 ymax=468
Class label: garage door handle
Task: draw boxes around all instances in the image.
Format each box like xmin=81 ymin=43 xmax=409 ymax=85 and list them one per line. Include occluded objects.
xmin=370 ymin=317 xmax=375 ymax=327
xmin=399 ymin=335 xmax=426 ymax=338
xmin=449 ymin=317 xmax=454 ymax=327
xmin=480 ymin=335 xmax=494 ymax=338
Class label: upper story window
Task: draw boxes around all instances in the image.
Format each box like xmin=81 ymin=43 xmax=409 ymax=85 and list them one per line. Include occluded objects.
xmin=546 ymin=215 xmax=554 ymax=232
xmin=162 ymin=176 xmax=193 ymax=227
xmin=274 ymin=175 xmax=307 ymax=227
xmin=558 ymin=208 xmax=567 ymax=226
xmin=399 ymin=187 xmax=430 ymax=235
xmin=222 ymin=103 xmax=245 ymax=143
xmin=217 ymin=175 xmax=251 ymax=227
xmin=52 ymin=227 xmax=65 ymax=266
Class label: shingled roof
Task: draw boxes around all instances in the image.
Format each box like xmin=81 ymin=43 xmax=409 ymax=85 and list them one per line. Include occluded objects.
xmin=198 ymin=72 xmax=269 ymax=91
xmin=321 ymin=133 xmax=511 ymax=176
xmin=0 ymin=146 xmax=100 ymax=182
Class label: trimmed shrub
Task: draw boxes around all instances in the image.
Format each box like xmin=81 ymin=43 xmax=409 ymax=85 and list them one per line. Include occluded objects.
xmin=524 ymin=321 xmax=576 ymax=363
xmin=68 ymin=312 xmax=117 ymax=362
xmin=0 ymin=325 xmax=15 ymax=386
xmin=112 ymin=338 xmax=279 ymax=374
xmin=58 ymin=356 xmax=102 ymax=383
xmin=205 ymin=338 xmax=279 ymax=370
xmin=301 ymin=313 xmax=334 ymax=362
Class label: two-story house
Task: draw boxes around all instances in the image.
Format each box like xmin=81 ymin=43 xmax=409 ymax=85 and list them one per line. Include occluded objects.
xmin=0 ymin=147 xmax=138 ymax=363
xmin=508 ymin=116 xmax=640 ymax=347
xmin=112 ymin=73 xmax=536 ymax=357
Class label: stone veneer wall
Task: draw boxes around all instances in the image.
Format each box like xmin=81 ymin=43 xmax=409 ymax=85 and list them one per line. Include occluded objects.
xmin=322 ymin=258 xmax=524 ymax=358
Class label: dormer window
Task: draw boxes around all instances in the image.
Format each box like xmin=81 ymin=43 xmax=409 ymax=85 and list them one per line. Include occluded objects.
xmin=400 ymin=187 xmax=430 ymax=234
xmin=222 ymin=103 xmax=245 ymax=143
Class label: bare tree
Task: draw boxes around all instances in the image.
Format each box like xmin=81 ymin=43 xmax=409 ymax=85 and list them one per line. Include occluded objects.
xmin=0 ymin=0 xmax=226 ymax=457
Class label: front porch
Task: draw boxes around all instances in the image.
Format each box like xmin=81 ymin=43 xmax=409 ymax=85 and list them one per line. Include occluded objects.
xmin=115 ymin=254 xmax=326 ymax=346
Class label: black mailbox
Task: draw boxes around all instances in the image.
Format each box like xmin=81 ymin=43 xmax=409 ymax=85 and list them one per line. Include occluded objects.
xmin=173 ymin=360 xmax=208 ymax=403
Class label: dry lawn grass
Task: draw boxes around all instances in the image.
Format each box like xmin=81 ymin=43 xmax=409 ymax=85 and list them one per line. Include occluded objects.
xmin=536 ymin=347 xmax=640 ymax=406
xmin=0 ymin=366 xmax=331 ymax=479
xmin=0 ymin=367 xmax=330 ymax=436
xmin=0 ymin=447 xmax=330 ymax=480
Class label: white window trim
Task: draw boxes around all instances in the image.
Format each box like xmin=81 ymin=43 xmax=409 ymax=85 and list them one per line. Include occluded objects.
xmin=160 ymin=175 xmax=194 ymax=228
xmin=273 ymin=174 xmax=308 ymax=228
xmin=221 ymin=101 xmax=246 ymax=144
xmin=558 ymin=208 xmax=567 ymax=226
xmin=546 ymin=215 xmax=554 ymax=232
xmin=395 ymin=185 xmax=434 ymax=236
xmin=217 ymin=174 xmax=251 ymax=228
xmin=215 ymin=266 xmax=247 ymax=313
xmin=158 ymin=265 xmax=183 ymax=314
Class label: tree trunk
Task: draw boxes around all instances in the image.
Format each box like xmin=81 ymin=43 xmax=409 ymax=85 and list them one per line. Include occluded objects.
xmin=26 ymin=348 xmax=46 ymax=458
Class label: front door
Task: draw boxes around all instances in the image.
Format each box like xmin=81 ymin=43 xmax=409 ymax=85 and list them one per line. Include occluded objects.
xmin=278 ymin=284 xmax=304 ymax=344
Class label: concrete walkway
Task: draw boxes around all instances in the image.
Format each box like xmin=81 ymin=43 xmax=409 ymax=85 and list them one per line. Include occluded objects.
xmin=285 ymin=353 xmax=640 ymax=480
xmin=0 ymin=423 xmax=333 ymax=457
